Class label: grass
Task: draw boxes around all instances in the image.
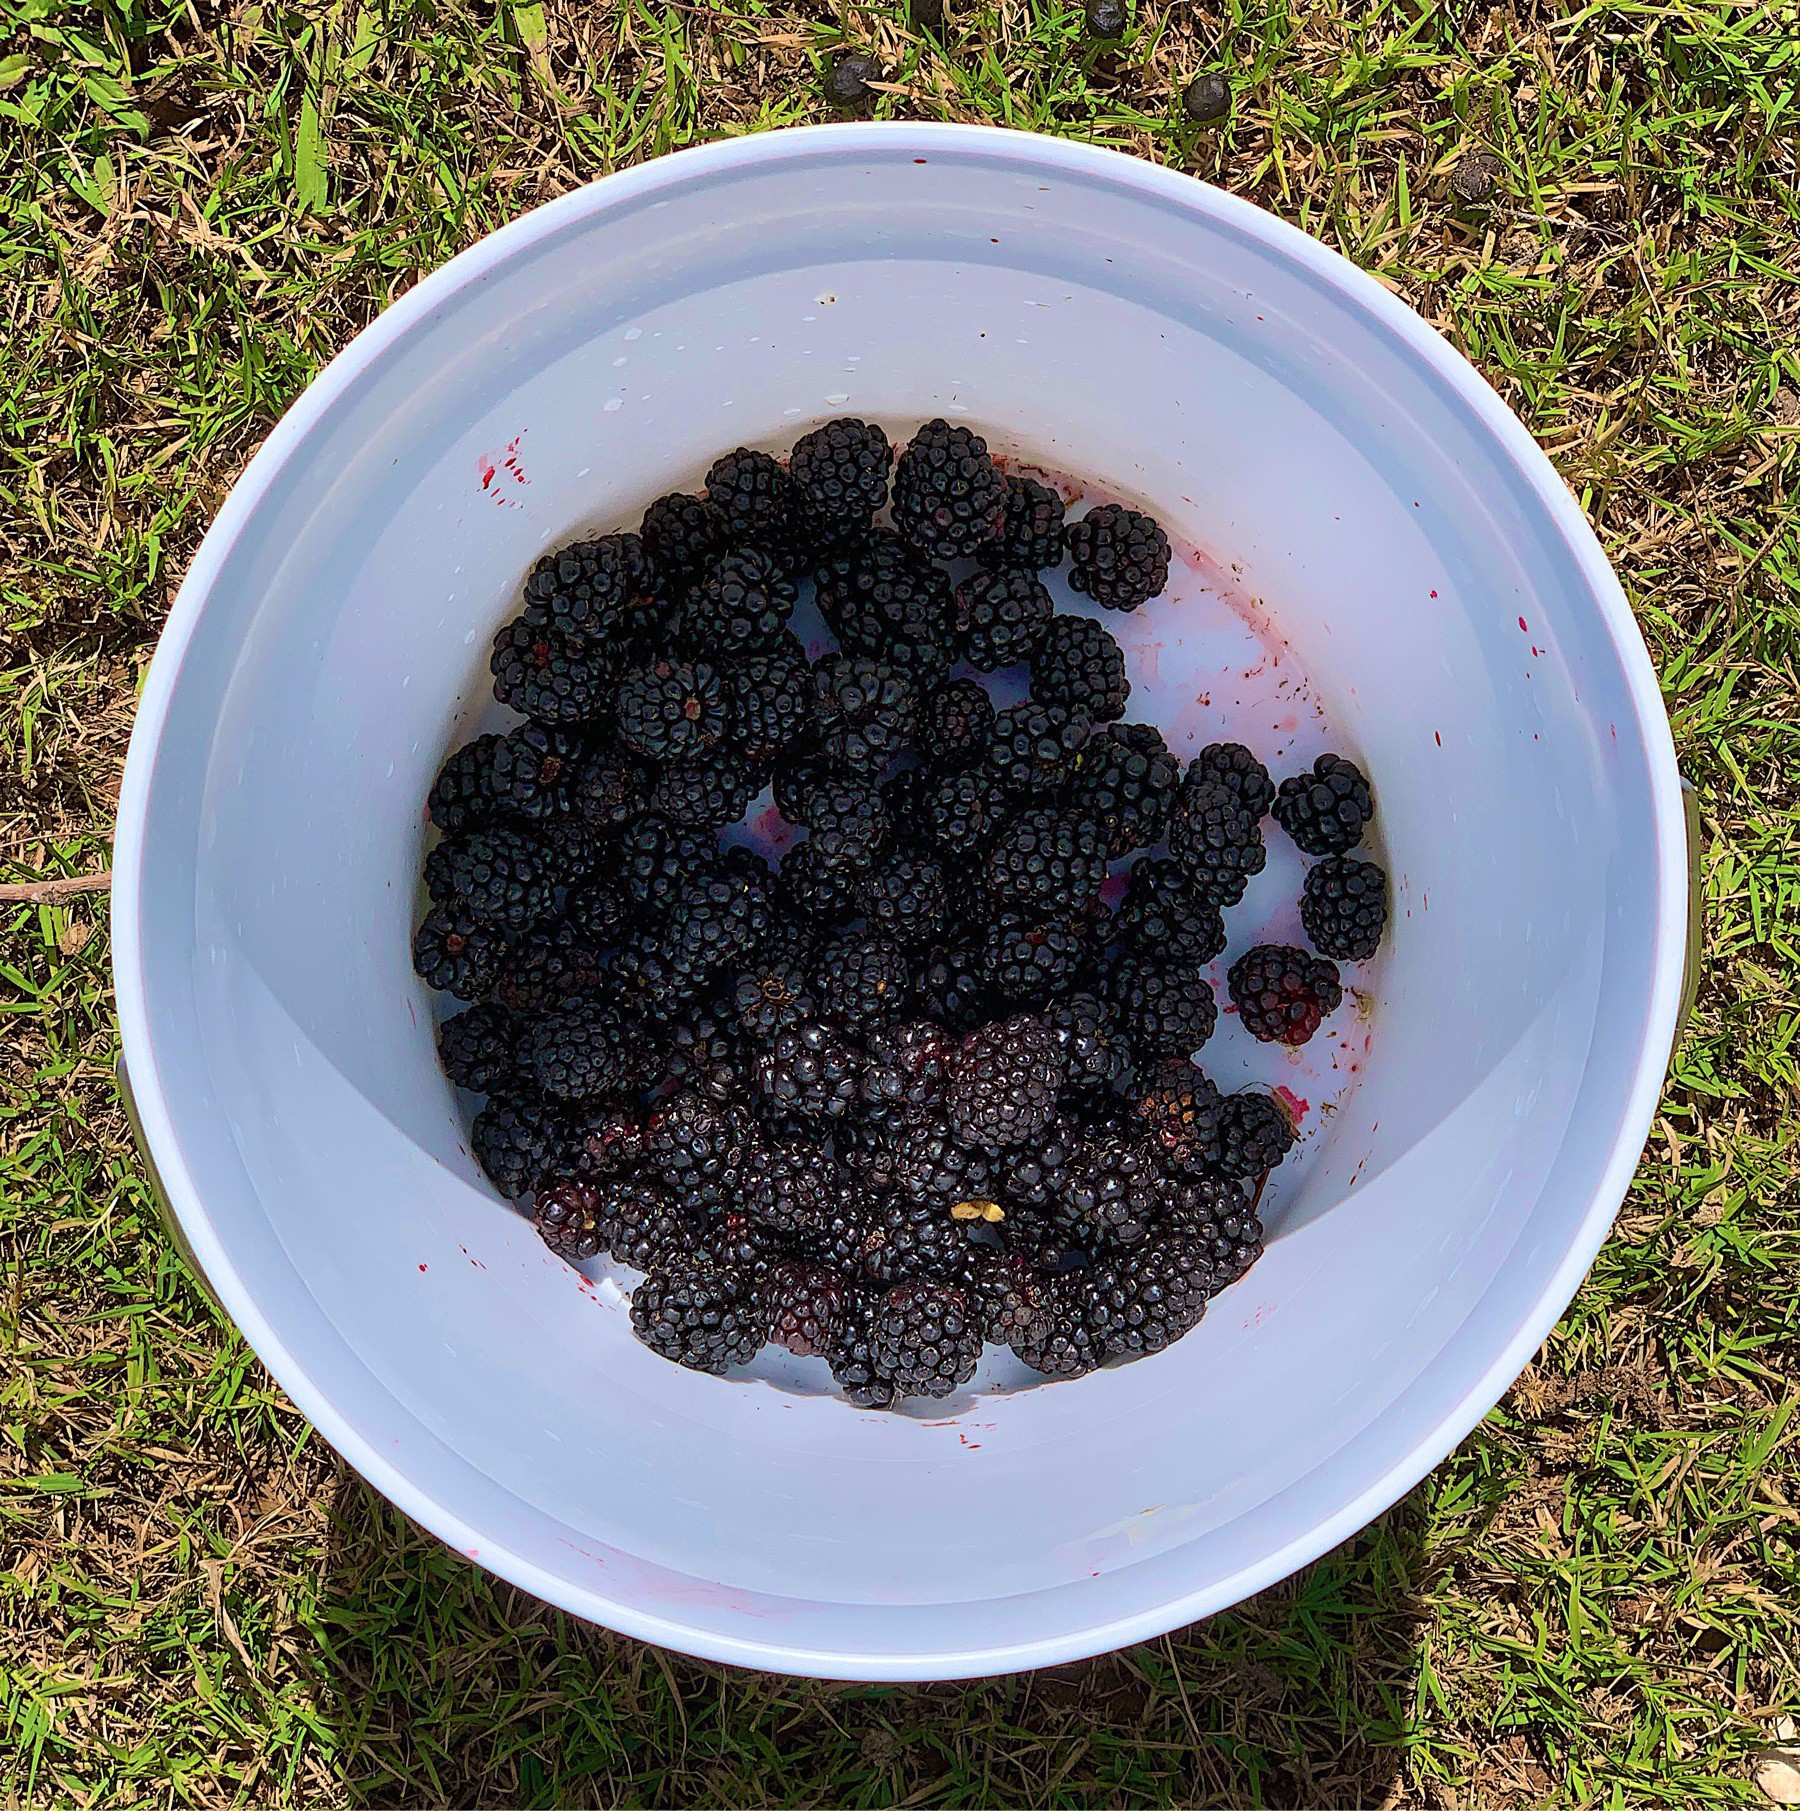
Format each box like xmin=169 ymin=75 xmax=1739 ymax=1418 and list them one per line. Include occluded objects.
xmin=2 ymin=0 xmax=1797 ymax=1803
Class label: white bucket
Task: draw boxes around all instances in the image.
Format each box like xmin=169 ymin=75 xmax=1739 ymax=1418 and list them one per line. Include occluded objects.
xmin=113 ymin=124 xmax=1687 ymax=1680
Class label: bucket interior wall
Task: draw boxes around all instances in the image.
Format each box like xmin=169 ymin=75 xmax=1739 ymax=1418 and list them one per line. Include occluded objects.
xmin=126 ymin=134 xmax=1671 ymax=1671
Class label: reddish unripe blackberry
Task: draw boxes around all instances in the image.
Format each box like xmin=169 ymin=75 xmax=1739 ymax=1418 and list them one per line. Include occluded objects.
xmin=1273 ymin=752 xmax=1374 ymax=855
xmin=413 ymin=905 xmax=512 ymax=1000
xmin=1300 ymin=855 xmax=1388 ymax=960
xmin=921 ymin=677 xmax=996 ymax=767
xmin=982 ymin=807 xmax=1110 ymax=913
xmin=945 ymin=1013 xmax=1065 ymax=1151
xmin=521 ymin=533 xmax=651 ymax=640
xmin=1129 ymin=1057 xmax=1224 ymax=1176
xmin=1115 ymin=955 xmax=1218 ymax=1057
xmin=639 ymin=490 xmax=727 ymax=584
xmin=428 ymin=734 xmax=502 ymax=833
xmin=759 ymin=1259 xmax=851 ymax=1357
xmin=648 ymin=751 xmax=764 ymax=828
xmin=754 ymin=1020 xmax=863 ymax=1122
xmin=534 ymin=1178 xmax=609 ymax=1262
xmin=979 ymin=471 xmax=1067 ymax=572
xmin=1189 ymin=741 xmax=1274 ymax=819
xmin=1031 ymin=615 xmax=1130 ymax=721
xmin=1228 ymin=944 xmax=1343 ymax=1046
xmin=616 ymin=658 xmax=727 ymax=763
xmin=1082 ymin=1233 xmax=1212 ymax=1360
xmin=1213 ymin=1090 xmax=1298 ymax=1179
xmin=790 ymin=417 xmax=892 ymax=538
xmin=1166 ymin=777 xmax=1267 ymax=906
xmin=864 ymin=1281 xmax=983 ymax=1398
xmin=1114 ymin=856 xmax=1226 ymax=965
xmin=1066 ymin=722 xmax=1180 ymax=856
xmin=490 ymin=617 xmax=618 ymax=724
xmin=471 ymin=1095 xmax=567 ymax=1199
xmin=631 ymin=1261 xmax=767 ymax=1374
xmin=891 ymin=418 xmax=1005 ymax=558
xmin=1065 ymin=503 xmax=1171 ymax=610
xmin=952 ymin=567 xmax=1054 ymax=671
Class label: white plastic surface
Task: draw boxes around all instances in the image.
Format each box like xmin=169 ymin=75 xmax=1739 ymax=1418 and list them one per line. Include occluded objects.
xmin=112 ymin=125 xmax=1686 ymax=1679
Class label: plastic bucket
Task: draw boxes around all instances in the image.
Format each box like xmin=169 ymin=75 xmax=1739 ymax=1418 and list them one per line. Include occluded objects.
xmin=113 ymin=123 xmax=1686 ymax=1680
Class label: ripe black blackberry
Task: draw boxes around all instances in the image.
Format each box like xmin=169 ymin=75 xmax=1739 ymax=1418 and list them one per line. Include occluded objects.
xmin=631 ymin=1260 xmax=767 ymax=1374
xmin=731 ymin=952 xmax=819 ymax=1048
xmin=1166 ymin=777 xmax=1267 ymax=906
xmin=891 ymin=418 xmax=1005 ymax=558
xmin=490 ymin=618 xmax=618 ymax=724
xmin=648 ymin=751 xmax=764 ymax=829
xmin=645 ymin=1091 xmax=751 ymax=1213
xmin=828 ymin=1289 xmax=901 ymax=1407
xmin=659 ymin=857 xmax=776 ymax=990
xmin=858 ymin=1195 xmax=972 ymax=1286
xmin=779 ymin=765 xmax=888 ymax=869
xmin=1129 ymin=1057 xmax=1224 ymax=1176
xmin=859 ymin=1019 xmax=952 ymax=1128
xmin=1054 ymin=1131 xmax=1163 ymax=1248
xmin=521 ymin=1001 xmax=642 ymax=1102
xmin=727 ymin=637 xmax=814 ymax=763
xmin=811 ymin=654 xmax=918 ymax=771
xmin=569 ymin=1097 xmax=647 ymax=1179
xmin=471 ymin=1094 xmax=567 ymax=1199
xmin=864 ymin=1281 xmax=982 ymax=1398
xmin=663 ymin=1001 xmax=748 ymax=1102
xmin=617 ymin=814 xmax=720 ymax=918
xmin=945 ymin=1013 xmax=1064 ymax=1151
xmin=952 ymin=567 xmax=1053 ymax=671
xmin=428 ymin=734 xmax=502 ymax=833
xmin=1158 ymin=1173 xmax=1265 ymax=1278
xmin=425 ymin=826 xmax=558 ymax=931
xmin=413 ymin=905 xmax=512 ymax=1000
xmin=1067 ymin=723 xmax=1180 ymax=856
xmin=521 ymin=533 xmax=650 ymax=640
xmin=1082 ymin=1234 xmax=1212 ymax=1361
xmin=573 ymin=749 xmax=653 ymax=832
xmin=701 ymin=1205 xmax=785 ymax=1279
xmin=962 ymin=1246 xmax=1054 ymax=1345
xmin=754 ymin=1019 xmax=862 ymax=1122
xmin=983 ymin=809 xmax=1109 ymax=913
xmin=1010 ymin=1286 xmax=1101 ymax=1378
xmin=1213 ymin=1090 xmax=1297 ymax=1179
xmin=759 ymin=1259 xmax=850 ymax=1357
xmin=1115 ymin=856 xmax=1226 ymax=965
xmin=679 ymin=546 xmax=797 ymax=655
xmin=1228 ymin=944 xmax=1343 ymax=1046
xmin=789 ymin=417 xmax=892 ymax=539
xmin=595 ymin=1177 xmax=700 ymax=1270
xmin=811 ymin=928 xmax=910 ymax=1030
xmin=533 ymin=1178 xmax=608 ymax=1262
xmin=615 ymin=658 xmax=727 ymax=763
xmin=1189 ymin=741 xmax=1274 ymax=819
xmin=985 ymin=700 xmax=1093 ymax=796
xmin=912 ymin=942 xmax=990 ymax=1029
xmin=892 ymin=1122 xmax=995 ymax=1213
xmin=1300 ymin=854 xmax=1388 ymax=960
xmin=1115 ymin=955 xmax=1218 ymax=1057
xmin=979 ymin=911 xmax=1087 ymax=1007
xmin=1065 ymin=503 xmax=1172 ymax=611
xmin=437 ymin=1003 xmax=520 ymax=1094
xmin=857 ymin=850 xmax=949 ymax=950
xmin=920 ymin=768 xmax=1009 ymax=859
xmin=487 ymin=722 xmax=584 ymax=822
xmin=777 ymin=838 xmax=862 ymax=924
xmin=639 ymin=489 xmax=727 ymax=584
xmin=490 ymin=919 xmax=602 ymax=1015
xmin=997 ymin=1114 xmax=1081 ymax=1207
xmin=736 ymin=1139 xmax=837 ymax=1237
xmin=1041 ymin=991 xmax=1132 ymax=1094
xmin=564 ymin=879 xmax=630 ymax=948
xmin=1273 ymin=752 xmax=1374 ymax=855
xmin=920 ymin=677 xmax=996 ymax=768
xmin=812 ymin=532 xmax=957 ymax=684
xmin=705 ymin=446 xmax=804 ymax=571
xmin=980 ymin=471 xmax=1066 ymax=572
xmin=1031 ymin=616 xmax=1130 ymax=721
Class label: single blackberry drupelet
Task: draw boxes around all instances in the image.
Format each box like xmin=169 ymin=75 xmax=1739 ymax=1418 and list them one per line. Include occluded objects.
xmin=1115 ymin=856 xmax=1226 ymax=966
xmin=790 ymin=417 xmax=892 ymax=538
xmin=857 ymin=850 xmax=949 ymax=950
xmin=892 ymin=1122 xmax=995 ymax=1212
xmin=632 ymin=1260 xmax=767 ymax=1374
xmin=811 ymin=654 xmax=918 ymax=771
xmin=1082 ymin=1234 xmax=1212 ymax=1360
xmin=648 ymin=751 xmax=764 ymax=828
xmin=945 ymin=1013 xmax=1065 ymax=1151
xmin=471 ymin=1094 xmax=567 ymax=1199
xmin=1213 ymin=1090 xmax=1298 ymax=1179
xmin=413 ymin=905 xmax=512 ymax=999
xmin=437 ymin=1003 xmax=520 ymax=1094
xmin=891 ymin=418 xmax=1005 ymax=559
xmin=812 ymin=928 xmax=911 ymax=1030
xmin=639 ymin=490 xmax=727 ymax=585
xmin=813 ymin=532 xmax=957 ymax=684
xmin=1129 ymin=1057 xmax=1224 ymax=1177
xmin=1067 ymin=722 xmax=1180 ymax=856
xmin=755 ymin=1020 xmax=863 ymax=1122
xmin=963 ymin=1246 xmax=1054 ymax=1345
xmin=428 ymin=735 xmax=502 ymax=833
xmin=759 ymin=1259 xmax=851 ymax=1357
xmin=617 ymin=815 xmax=720 ymax=918
xmin=573 ymin=748 xmax=653 ymax=832
xmin=920 ymin=768 xmax=1009 ymax=858
xmin=979 ymin=911 xmax=1087 ymax=1007
xmin=1166 ymin=777 xmax=1267 ymax=906
xmin=1189 ymin=741 xmax=1274 ymax=819
xmin=983 ymin=808 xmax=1110 ymax=914
xmin=1228 ymin=944 xmax=1343 ymax=1046
xmin=727 ymin=638 xmax=814 ymax=763
xmin=1115 ymin=955 xmax=1218 ymax=1057
xmin=985 ymin=701 xmax=1093 ymax=796
xmin=534 ymin=1178 xmax=609 ymax=1262
xmin=1031 ymin=616 xmax=1130 ymax=721
xmin=1042 ymin=992 xmax=1133 ymax=1093
xmin=1158 ymin=1174 xmax=1265 ymax=1279
xmin=921 ymin=677 xmax=996 ymax=768
xmin=680 ymin=546 xmax=797 ymax=655
xmin=1065 ymin=503 xmax=1172 ymax=611
xmin=645 ymin=1091 xmax=750 ymax=1213
xmin=952 ymin=567 xmax=1053 ymax=671
xmin=705 ymin=446 xmax=804 ymax=571
xmin=487 ymin=722 xmax=584 ymax=821
xmin=859 ymin=1020 xmax=952 ymax=1128
xmin=615 ymin=658 xmax=727 ymax=763
xmin=521 ymin=533 xmax=650 ymax=640
xmin=1273 ymin=752 xmax=1375 ymax=855
xmin=490 ymin=618 xmax=618 ymax=724
xmin=1300 ymin=855 xmax=1388 ymax=960
xmin=425 ymin=826 xmax=558 ymax=932
xmin=865 ymin=1281 xmax=982 ymax=1398
xmin=1054 ymin=1131 xmax=1163 ymax=1248
xmin=980 ymin=471 xmax=1067 ymax=572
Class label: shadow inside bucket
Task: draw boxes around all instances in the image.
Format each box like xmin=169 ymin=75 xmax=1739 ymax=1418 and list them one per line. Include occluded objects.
xmin=312 ymin=1464 xmax=1428 ymax=1807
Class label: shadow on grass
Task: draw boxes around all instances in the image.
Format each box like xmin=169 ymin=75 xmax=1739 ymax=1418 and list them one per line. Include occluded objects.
xmin=313 ymin=1464 xmax=1431 ymax=1807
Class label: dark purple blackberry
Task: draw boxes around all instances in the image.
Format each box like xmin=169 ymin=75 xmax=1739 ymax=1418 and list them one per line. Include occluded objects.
xmin=1082 ymin=1234 xmax=1212 ymax=1360
xmin=1167 ymin=778 xmax=1267 ymax=907
xmin=568 ymin=1098 xmax=647 ymax=1179
xmin=980 ymin=471 xmax=1066 ymax=573
xmin=522 ymin=1001 xmax=643 ymax=1102
xmin=644 ymin=1091 xmax=754 ymax=1214
xmin=632 ymin=1260 xmax=766 ymax=1374
xmin=564 ymin=879 xmax=630 ymax=947
xmin=759 ymin=1259 xmax=851 ymax=1357
xmin=616 ymin=658 xmax=727 ymax=763
xmin=1041 ymin=992 xmax=1132 ymax=1093
xmin=891 ymin=418 xmax=1005 ymax=558
xmin=855 ymin=850 xmax=949 ymax=950
xmin=920 ymin=768 xmax=1010 ymax=858
xmin=663 ymin=1001 xmax=750 ymax=1103
xmin=639 ymin=490 xmax=727 ymax=585
xmin=1300 ymin=855 xmax=1388 ymax=960
xmin=997 ymin=1114 xmax=1081 ymax=1208
xmin=1032 ymin=616 xmax=1129 ymax=721
xmin=727 ymin=636 xmax=814 ymax=763
xmin=879 ymin=763 xmax=932 ymax=830
xmin=487 ymin=722 xmax=585 ymax=821
xmin=1129 ymin=1058 xmax=1224 ymax=1177
xmin=811 ymin=654 xmax=918 ymax=771
xmin=701 ymin=1206 xmax=785 ymax=1279
xmin=536 ymin=817 xmax=604 ymax=888
xmin=1116 ymin=856 xmax=1226 ymax=965
xmin=982 ymin=808 xmax=1109 ymax=913
xmin=1010 ymin=1285 xmax=1101 ymax=1377
xmin=736 ymin=1140 xmax=837 ymax=1238
xmin=1065 ymin=503 xmax=1171 ymax=611
xmin=428 ymin=735 xmax=502 ymax=833
xmin=812 ymin=929 xmax=910 ymax=1031
xmin=961 ymin=1247 xmax=1054 ymax=1344
xmin=490 ymin=919 xmax=602 ymax=1015
xmin=789 ymin=417 xmax=892 ymax=538
xmin=864 ymin=1281 xmax=982 ymax=1398
xmin=471 ymin=1094 xmax=567 ymax=1198
xmin=648 ymin=752 xmax=764 ymax=829
xmin=858 ymin=1196 xmax=972 ymax=1285
xmin=1065 ymin=722 xmax=1175 ymax=857
xmin=705 ymin=446 xmax=804 ymax=571
xmin=659 ymin=858 xmax=776 ymax=990
xmin=1115 ymin=956 xmax=1218 ymax=1058
xmin=1214 ymin=1090 xmax=1297 ymax=1179
xmin=1054 ymin=1131 xmax=1163 ymax=1248
xmin=1190 ymin=741 xmax=1274 ymax=819
xmin=921 ymin=678 xmax=996 ymax=768
xmin=1158 ymin=1173 xmax=1265 ymax=1277
xmin=596 ymin=1178 xmax=700 ymax=1271
xmin=812 ymin=531 xmax=957 ymax=684
xmin=413 ymin=905 xmax=512 ymax=999
xmin=782 ymin=767 xmax=888 ymax=869
xmin=892 ymin=1123 xmax=995 ymax=1213
xmin=1228 ymin=944 xmax=1343 ymax=1046
xmin=534 ymin=1177 xmax=608 ymax=1262
xmin=613 ymin=816 xmax=717 ymax=920
xmin=680 ymin=546 xmax=798 ymax=654
xmin=859 ymin=1020 xmax=952 ymax=1128
xmin=985 ymin=701 xmax=1092 ymax=796
xmin=424 ymin=826 xmax=558 ymax=932
xmin=952 ymin=567 xmax=1052 ymax=671
xmin=437 ymin=1003 xmax=520 ymax=1093
xmin=1274 ymin=752 xmax=1374 ymax=855
xmin=521 ymin=533 xmax=651 ymax=640
xmin=573 ymin=749 xmax=653 ymax=832
xmin=978 ymin=912 xmax=1086 ymax=1007
xmin=730 ymin=953 xmax=819 ymax=1048
xmin=754 ymin=1020 xmax=862 ymax=1122
xmin=777 ymin=838 xmax=862 ymax=923
xmin=828 ymin=1289 xmax=901 ymax=1407
xmin=945 ymin=1013 xmax=1064 ymax=1151
xmin=912 ymin=942 xmax=990 ymax=1029
xmin=490 ymin=618 xmax=618 ymax=725
xmin=607 ymin=925 xmax=715 ymax=1022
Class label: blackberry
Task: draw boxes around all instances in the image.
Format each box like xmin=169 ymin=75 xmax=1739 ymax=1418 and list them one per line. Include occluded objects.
xmin=1010 ymin=1287 xmax=1101 ymax=1378
xmin=639 ymin=490 xmax=727 ymax=585
xmin=428 ymin=735 xmax=502 ymax=833
xmin=487 ymin=722 xmax=584 ymax=821
xmin=705 ymin=446 xmax=804 ymax=571
xmin=1273 ymin=752 xmax=1374 ymax=855
xmin=1042 ymin=992 xmax=1132 ymax=1092
xmin=1032 ymin=616 xmax=1129 ymax=721
xmin=1116 ymin=956 xmax=1218 ymax=1057
xmin=568 ymin=1098 xmax=647 ymax=1178
xmin=534 ymin=1177 xmax=608 ymax=1262
xmin=663 ymin=1001 xmax=750 ymax=1102
xmin=616 ymin=658 xmax=727 ymax=763
xmin=1300 ymin=854 xmax=1388 ymax=960
xmin=648 ymin=751 xmax=764 ymax=828
xmin=1069 ymin=724 xmax=1178 ymax=855
xmin=701 ymin=1206 xmax=785 ymax=1279
xmin=522 ymin=1000 xmax=643 ymax=1101
xmin=865 ymin=1281 xmax=982 ymax=1398
xmin=859 ymin=1196 xmax=973 ymax=1285
xmin=1166 ymin=778 xmax=1267 ymax=907
xmin=564 ymin=879 xmax=631 ymax=947
xmin=413 ymin=905 xmax=512 ymax=999
xmin=597 ymin=1177 xmax=700 ymax=1271
xmin=812 ymin=532 xmax=956 ymax=684
xmin=1189 ymin=741 xmax=1274 ymax=819
xmin=921 ymin=768 xmax=1010 ymax=858
xmin=879 ymin=762 xmax=932 ymax=829
xmin=730 ymin=950 xmax=820 ymax=1047
xmin=812 ymin=929 xmax=910 ymax=1030
xmin=811 ymin=654 xmax=918 ymax=771
xmin=1082 ymin=1234 xmax=1212 ymax=1360
xmin=491 ymin=618 xmax=617 ymax=724
xmin=437 ymin=1003 xmax=520 ymax=1093
xmin=425 ymin=826 xmax=559 ymax=931
xmin=986 ymin=701 xmax=1092 ymax=796
xmin=997 ymin=1114 xmax=1081 ymax=1208
xmin=784 ymin=768 xmax=889 ymax=869
xmin=1129 ymin=1058 xmax=1224 ymax=1176
xmin=521 ymin=533 xmax=650 ymax=640
xmin=759 ymin=1259 xmax=851 ymax=1357
xmin=952 ymin=566 xmax=1052 ymax=671
xmin=1054 ymin=1131 xmax=1162 ymax=1248
xmin=980 ymin=471 xmax=1066 ymax=573
xmin=631 ymin=1260 xmax=766 ymax=1374
xmin=837 ymin=1120 xmax=907 ymax=1198
xmin=921 ymin=678 xmax=996 ymax=768
xmin=644 ymin=1091 xmax=753 ymax=1214
xmin=829 ymin=1289 xmax=902 ymax=1407
xmin=978 ymin=912 xmax=1086 ymax=1007
xmin=736 ymin=1139 xmax=836 ymax=1237
xmin=680 ymin=546 xmax=797 ymax=654
xmin=1116 ymin=856 xmax=1226 ymax=965
xmin=983 ymin=809 xmax=1108 ymax=913
xmin=945 ymin=1014 xmax=1064 ymax=1151
xmin=962 ymin=1246 xmax=1054 ymax=1345
xmin=912 ymin=942 xmax=990 ymax=1029
xmin=893 ymin=1123 xmax=995 ymax=1213
xmin=1183 ymin=70 xmax=1231 ymax=123
xmin=1213 ymin=1090 xmax=1298 ymax=1179
xmin=535 ymin=819 xmax=604 ymax=892
xmin=618 ymin=815 xmax=721 ymax=918
xmin=1228 ymin=944 xmax=1343 ymax=1046
xmin=859 ymin=1020 xmax=952 ymax=1128
xmin=471 ymin=1094 xmax=567 ymax=1199
xmin=491 ymin=919 xmax=603 ymax=1015
xmin=789 ymin=417 xmax=891 ymax=539
xmin=573 ymin=748 xmax=654 ymax=832
xmin=777 ymin=838 xmax=862 ymax=923
xmin=727 ymin=637 xmax=814 ymax=762
xmin=1065 ymin=503 xmax=1171 ymax=611
xmin=755 ymin=1020 xmax=862 ymax=1121
xmin=660 ymin=858 xmax=776 ymax=988
xmin=857 ymin=850 xmax=949 ymax=949
xmin=892 ymin=418 xmax=1005 ymax=558
xmin=1158 ymin=1173 xmax=1264 ymax=1277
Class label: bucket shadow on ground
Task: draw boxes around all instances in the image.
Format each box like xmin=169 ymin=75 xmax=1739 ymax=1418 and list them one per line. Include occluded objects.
xmin=314 ymin=1465 xmax=1429 ymax=1807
